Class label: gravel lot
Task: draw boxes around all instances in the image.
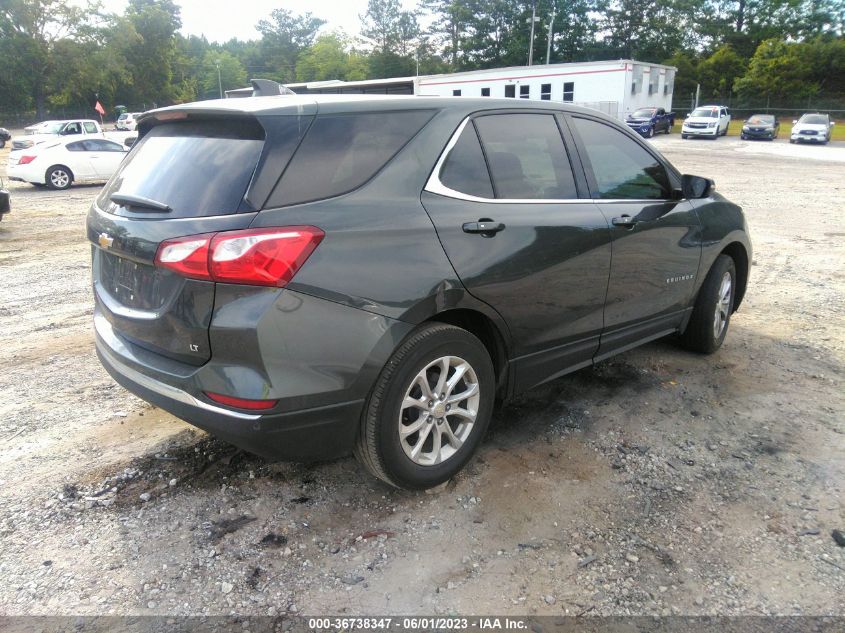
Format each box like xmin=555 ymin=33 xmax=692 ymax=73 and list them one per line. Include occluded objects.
xmin=0 ymin=132 xmax=843 ymax=617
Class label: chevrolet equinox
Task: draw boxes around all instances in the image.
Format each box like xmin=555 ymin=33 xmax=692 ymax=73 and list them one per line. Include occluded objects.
xmin=88 ymin=94 xmax=752 ymax=489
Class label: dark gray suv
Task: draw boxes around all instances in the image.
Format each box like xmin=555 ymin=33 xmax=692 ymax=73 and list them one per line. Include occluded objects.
xmin=87 ymin=94 xmax=751 ymax=489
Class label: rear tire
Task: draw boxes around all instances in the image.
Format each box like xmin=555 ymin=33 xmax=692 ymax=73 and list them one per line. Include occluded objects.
xmin=678 ymin=255 xmax=736 ymax=354
xmin=46 ymin=165 xmax=72 ymax=190
xmin=354 ymin=323 xmax=495 ymax=490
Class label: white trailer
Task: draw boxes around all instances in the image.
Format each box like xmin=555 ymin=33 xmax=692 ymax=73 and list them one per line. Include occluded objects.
xmin=283 ymin=59 xmax=676 ymax=120
xmin=416 ymin=60 xmax=675 ymax=120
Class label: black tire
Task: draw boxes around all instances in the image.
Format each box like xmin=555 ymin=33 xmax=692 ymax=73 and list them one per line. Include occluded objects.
xmin=0 ymin=139 xmax=5 ymax=149
xmin=678 ymin=254 xmax=736 ymax=354
xmin=354 ymin=322 xmax=495 ymax=490
xmin=646 ymin=126 xmax=654 ymax=138
xmin=665 ymin=124 xmax=671 ymax=134
xmin=46 ymin=165 xmax=73 ymax=190
xmin=682 ymin=134 xmax=688 ymax=139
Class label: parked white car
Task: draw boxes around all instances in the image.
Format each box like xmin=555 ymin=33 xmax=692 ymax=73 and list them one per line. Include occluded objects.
xmin=681 ymin=105 xmax=731 ymax=139
xmin=23 ymin=120 xmax=60 ymax=135
xmin=7 ymin=137 xmax=127 ymax=190
xmin=790 ymin=113 xmax=834 ymax=144
xmin=115 ymin=112 xmax=142 ymax=131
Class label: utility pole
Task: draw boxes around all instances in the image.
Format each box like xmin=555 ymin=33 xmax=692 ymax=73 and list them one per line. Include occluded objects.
xmin=527 ymin=0 xmax=539 ymax=66
xmin=694 ymin=83 xmax=700 ymax=108
xmin=545 ymin=3 xmax=556 ymax=66
xmin=216 ymin=61 xmax=223 ymax=99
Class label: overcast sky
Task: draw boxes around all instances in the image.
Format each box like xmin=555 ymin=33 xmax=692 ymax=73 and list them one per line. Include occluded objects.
xmin=98 ymin=0 xmax=421 ymax=43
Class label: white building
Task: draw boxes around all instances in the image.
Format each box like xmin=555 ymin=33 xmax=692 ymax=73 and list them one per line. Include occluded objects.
xmin=281 ymin=59 xmax=676 ymax=120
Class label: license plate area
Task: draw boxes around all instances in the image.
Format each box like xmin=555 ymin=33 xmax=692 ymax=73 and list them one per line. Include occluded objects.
xmin=99 ymin=250 xmax=168 ymax=311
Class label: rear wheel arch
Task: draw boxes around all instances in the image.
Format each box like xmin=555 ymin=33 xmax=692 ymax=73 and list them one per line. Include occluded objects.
xmin=425 ymin=308 xmax=509 ymax=398
xmin=45 ymin=164 xmax=74 ymax=189
xmin=719 ymin=242 xmax=749 ymax=311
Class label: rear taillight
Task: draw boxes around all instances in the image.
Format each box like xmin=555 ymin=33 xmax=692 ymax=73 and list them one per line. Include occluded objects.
xmin=154 ymin=226 xmax=324 ymax=287
xmin=18 ymin=155 xmax=36 ymax=165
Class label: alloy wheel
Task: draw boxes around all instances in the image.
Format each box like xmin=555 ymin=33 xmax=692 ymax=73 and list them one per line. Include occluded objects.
xmin=398 ymin=355 xmax=480 ymax=466
xmin=713 ymin=271 xmax=732 ymax=339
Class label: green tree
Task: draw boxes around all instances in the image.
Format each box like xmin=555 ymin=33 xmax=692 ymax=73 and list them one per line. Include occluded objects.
xmin=0 ymin=0 xmax=97 ymax=117
xmin=421 ymin=0 xmax=474 ymax=68
xmin=256 ymin=9 xmax=325 ymax=82
xmin=698 ymin=44 xmax=747 ymax=100
xmin=733 ymin=39 xmax=818 ymax=103
xmin=295 ymin=33 xmax=367 ymax=82
xmin=123 ymin=0 xmax=182 ymax=107
xmin=663 ymin=50 xmax=699 ymax=107
xmin=199 ymin=50 xmax=247 ymax=99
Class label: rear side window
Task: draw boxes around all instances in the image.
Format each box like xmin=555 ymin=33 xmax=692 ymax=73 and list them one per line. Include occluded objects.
xmin=474 ymin=113 xmax=577 ymax=199
xmin=84 ymin=122 xmax=98 ymax=133
xmin=98 ymin=118 xmax=264 ymax=217
xmin=571 ymin=117 xmax=670 ymax=199
xmin=439 ymin=122 xmax=494 ymax=198
xmin=267 ymin=110 xmax=434 ymax=208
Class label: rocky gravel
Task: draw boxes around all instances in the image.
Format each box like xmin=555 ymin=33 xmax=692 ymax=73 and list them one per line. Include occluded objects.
xmin=0 ymin=134 xmax=843 ymax=617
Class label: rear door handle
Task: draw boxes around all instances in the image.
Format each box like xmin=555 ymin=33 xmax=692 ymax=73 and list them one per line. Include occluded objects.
xmin=611 ymin=214 xmax=638 ymax=227
xmin=462 ymin=221 xmax=506 ymax=235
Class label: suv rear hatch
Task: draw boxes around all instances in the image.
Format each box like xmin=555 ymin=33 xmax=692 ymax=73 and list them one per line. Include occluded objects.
xmin=88 ymin=113 xmax=309 ymax=365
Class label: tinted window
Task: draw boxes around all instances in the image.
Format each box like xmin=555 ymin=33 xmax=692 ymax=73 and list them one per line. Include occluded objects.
xmin=474 ymin=114 xmax=577 ymax=200
xmin=520 ymin=85 xmax=530 ymax=98
xmin=540 ymin=84 xmax=551 ymax=100
xmin=571 ymin=117 xmax=670 ymax=200
xmin=563 ymin=82 xmax=574 ymax=102
xmin=481 ymin=87 xmax=490 ymax=97
xmin=66 ymin=141 xmax=87 ymax=152
xmin=98 ymin=118 xmax=264 ymax=218
xmin=84 ymin=139 xmax=124 ymax=152
xmin=453 ymin=89 xmax=461 ymax=96
xmin=505 ymin=85 xmax=515 ymax=98
xmin=439 ymin=123 xmax=494 ymax=199
xmin=268 ymin=110 xmax=434 ymax=208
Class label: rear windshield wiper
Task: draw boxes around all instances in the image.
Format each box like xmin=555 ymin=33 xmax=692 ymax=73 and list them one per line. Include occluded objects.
xmin=110 ymin=193 xmax=172 ymax=213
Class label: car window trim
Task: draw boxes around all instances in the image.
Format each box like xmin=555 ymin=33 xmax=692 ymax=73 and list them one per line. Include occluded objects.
xmin=565 ymin=113 xmax=682 ymax=202
xmin=424 ymin=111 xmax=588 ymax=204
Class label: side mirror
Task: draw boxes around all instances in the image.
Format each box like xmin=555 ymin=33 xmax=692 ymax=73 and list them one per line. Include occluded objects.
xmin=831 ymin=122 xmax=835 ymax=127
xmin=793 ymin=120 xmax=798 ymax=124
xmin=124 ymin=136 xmax=136 ymax=148
xmin=681 ymin=174 xmax=714 ymax=199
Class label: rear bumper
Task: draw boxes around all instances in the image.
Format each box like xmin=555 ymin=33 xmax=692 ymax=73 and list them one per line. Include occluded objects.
xmin=94 ymin=288 xmax=415 ymax=461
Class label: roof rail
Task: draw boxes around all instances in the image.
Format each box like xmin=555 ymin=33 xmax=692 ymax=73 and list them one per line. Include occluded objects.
xmin=225 ymin=79 xmax=297 ymax=99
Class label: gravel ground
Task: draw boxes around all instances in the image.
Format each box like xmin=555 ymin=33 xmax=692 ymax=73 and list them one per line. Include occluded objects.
xmin=0 ymin=133 xmax=843 ymax=617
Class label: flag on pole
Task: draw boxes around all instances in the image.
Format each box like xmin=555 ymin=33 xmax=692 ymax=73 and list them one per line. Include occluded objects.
xmin=94 ymin=101 xmax=105 ymax=116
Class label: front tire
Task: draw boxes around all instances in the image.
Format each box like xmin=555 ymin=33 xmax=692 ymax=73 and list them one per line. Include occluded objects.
xmin=354 ymin=323 xmax=495 ymax=490
xmin=678 ymin=255 xmax=736 ymax=354
xmin=646 ymin=126 xmax=654 ymax=138
xmin=682 ymin=134 xmax=688 ymax=139
xmin=0 ymin=139 xmax=5 ymax=149
xmin=46 ymin=165 xmax=72 ymax=190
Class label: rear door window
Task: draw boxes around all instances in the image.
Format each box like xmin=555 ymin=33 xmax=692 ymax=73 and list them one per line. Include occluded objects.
xmin=474 ymin=113 xmax=577 ymax=199
xmin=267 ymin=110 xmax=434 ymax=208
xmin=98 ymin=118 xmax=265 ymax=217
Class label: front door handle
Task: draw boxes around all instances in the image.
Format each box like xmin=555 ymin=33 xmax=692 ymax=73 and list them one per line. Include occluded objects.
xmin=462 ymin=220 xmax=506 ymax=236
xmin=612 ymin=214 xmax=638 ymax=227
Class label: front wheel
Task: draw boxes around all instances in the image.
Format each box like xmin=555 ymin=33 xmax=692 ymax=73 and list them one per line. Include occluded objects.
xmin=678 ymin=255 xmax=736 ymax=354
xmin=354 ymin=323 xmax=495 ymax=489
xmin=0 ymin=139 xmax=5 ymax=149
xmin=682 ymin=134 xmax=688 ymax=139
xmin=46 ymin=165 xmax=72 ymax=190
xmin=646 ymin=126 xmax=654 ymax=138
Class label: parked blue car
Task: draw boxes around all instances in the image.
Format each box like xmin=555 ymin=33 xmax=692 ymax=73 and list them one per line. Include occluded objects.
xmin=625 ymin=107 xmax=675 ymax=138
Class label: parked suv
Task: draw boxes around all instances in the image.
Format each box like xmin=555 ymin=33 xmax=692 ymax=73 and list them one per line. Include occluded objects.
xmin=682 ymin=105 xmax=731 ymax=139
xmin=790 ymin=113 xmax=834 ymax=144
xmin=88 ymin=95 xmax=751 ymax=489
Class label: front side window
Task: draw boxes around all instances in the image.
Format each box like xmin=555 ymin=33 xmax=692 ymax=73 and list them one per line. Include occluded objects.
xmin=64 ymin=123 xmax=81 ymax=135
xmin=563 ymin=82 xmax=574 ymax=102
xmin=474 ymin=113 xmax=577 ymax=199
xmin=571 ymin=117 xmax=670 ymax=200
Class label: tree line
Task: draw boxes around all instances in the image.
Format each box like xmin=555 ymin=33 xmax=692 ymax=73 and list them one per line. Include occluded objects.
xmin=1 ymin=0 xmax=844 ymax=120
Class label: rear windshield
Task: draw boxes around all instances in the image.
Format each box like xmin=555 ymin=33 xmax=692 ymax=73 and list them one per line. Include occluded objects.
xmin=266 ymin=110 xmax=434 ymax=208
xmin=98 ymin=118 xmax=264 ymax=217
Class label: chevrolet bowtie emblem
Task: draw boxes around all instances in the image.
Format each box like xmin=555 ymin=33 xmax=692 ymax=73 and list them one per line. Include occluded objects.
xmin=98 ymin=233 xmax=114 ymax=249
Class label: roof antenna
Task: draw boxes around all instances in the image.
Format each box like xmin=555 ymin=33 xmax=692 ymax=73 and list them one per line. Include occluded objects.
xmin=251 ymin=79 xmax=296 ymax=97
